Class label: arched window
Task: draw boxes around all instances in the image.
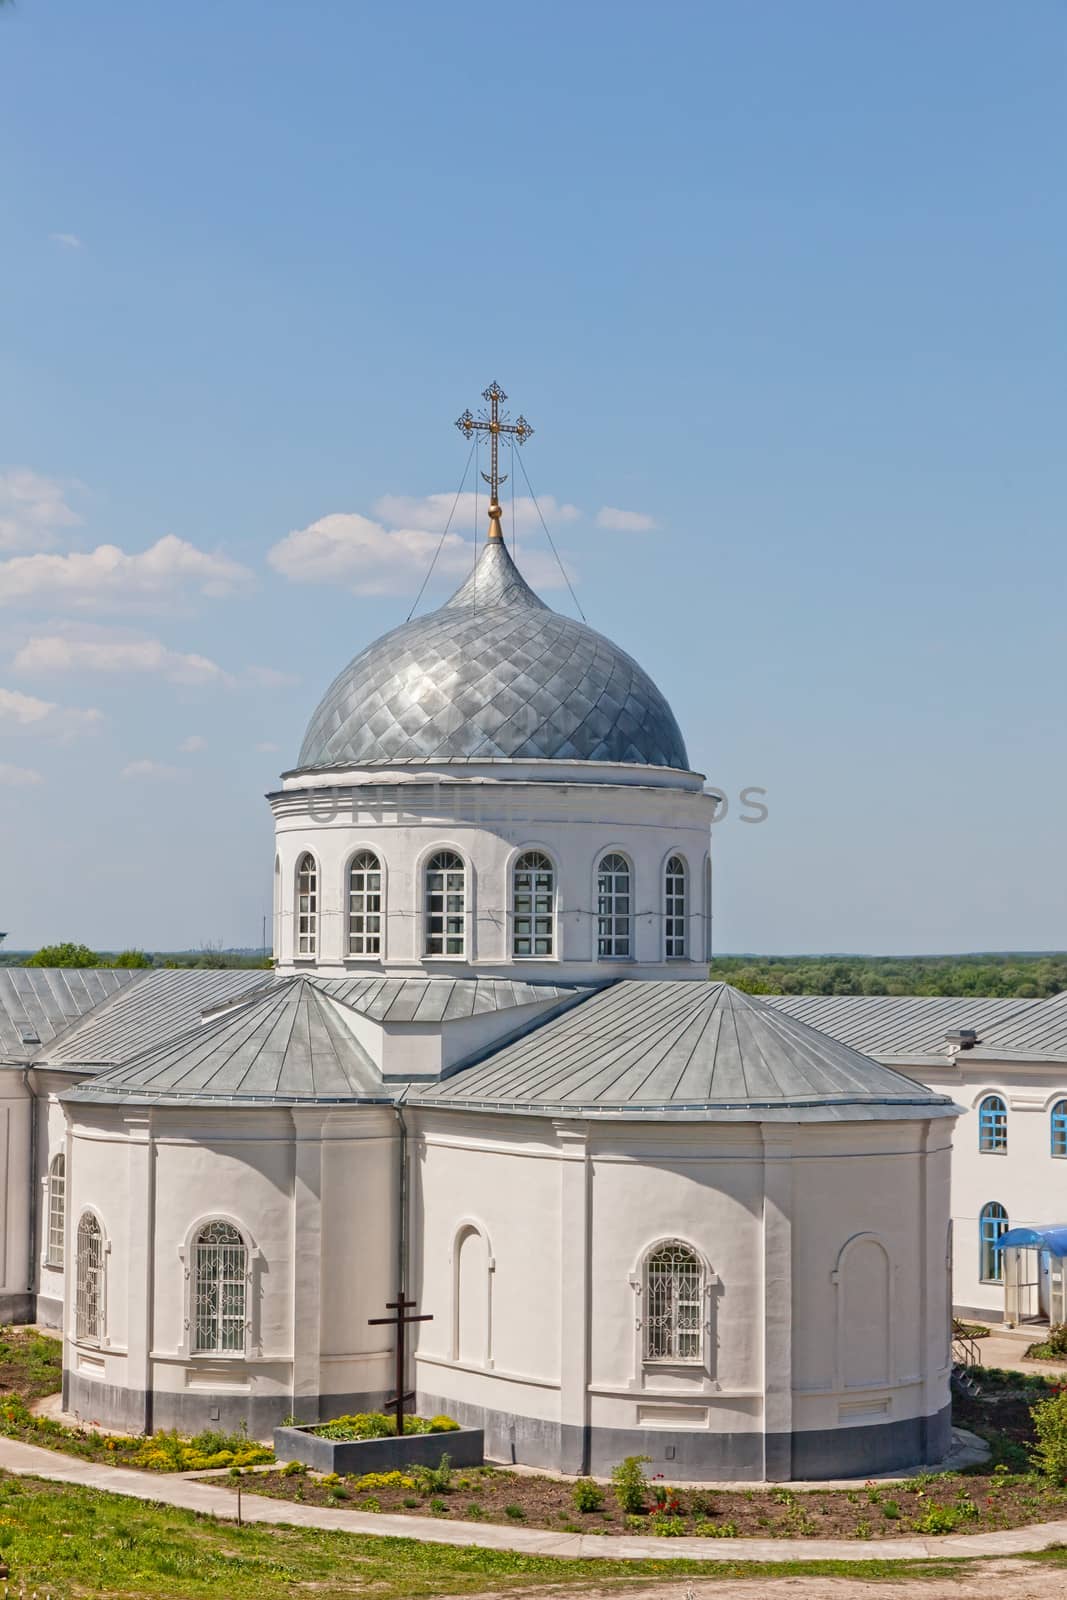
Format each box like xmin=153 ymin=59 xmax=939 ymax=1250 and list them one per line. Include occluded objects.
xmin=644 ymin=1240 xmax=704 ymax=1362
xmin=979 ymin=1202 xmax=1008 ymax=1283
xmin=348 ymin=850 xmax=383 ymax=956
xmin=75 ymin=1212 xmax=105 ymax=1344
xmin=597 ymin=853 xmax=631 ymax=959
xmin=664 ymin=855 xmax=687 ymax=959
xmin=513 ymin=851 xmax=554 ymax=958
xmin=296 ymin=853 xmax=318 ymax=957
xmin=979 ymin=1094 xmax=1007 ymax=1153
xmin=1052 ymin=1101 xmax=1067 ymax=1157
xmin=46 ymin=1154 xmax=65 ymax=1268
xmin=425 ymin=850 xmax=465 ymax=956
xmin=193 ymin=1220 xmax=247 ymax=1354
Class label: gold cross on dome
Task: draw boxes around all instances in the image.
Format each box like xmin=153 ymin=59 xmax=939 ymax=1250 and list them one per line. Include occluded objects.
xmin=455 ymin=381 xmax=535 ymax=540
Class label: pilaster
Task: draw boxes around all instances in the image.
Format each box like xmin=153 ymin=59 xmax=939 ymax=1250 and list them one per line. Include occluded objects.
xmin=556 ymin=1120 xmax=591 ymax=1475
xmin=761 ymin=1125 xmax=793 ymax=1480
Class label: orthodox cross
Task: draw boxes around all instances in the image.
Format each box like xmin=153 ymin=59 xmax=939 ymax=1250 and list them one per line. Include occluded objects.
xmin=368 ymin=1293 xmax=433 ymax=1438
xmin=455 ymin=381 xmax=534 ymax=541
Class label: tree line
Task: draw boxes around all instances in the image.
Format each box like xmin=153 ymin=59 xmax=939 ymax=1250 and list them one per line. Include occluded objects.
xmin=710 ymin=953 xmax=1067 ymax=999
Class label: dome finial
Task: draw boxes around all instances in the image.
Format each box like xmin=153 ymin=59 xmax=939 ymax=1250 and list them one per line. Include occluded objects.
xmin=455 ymin=381 xmax=535 ymax=542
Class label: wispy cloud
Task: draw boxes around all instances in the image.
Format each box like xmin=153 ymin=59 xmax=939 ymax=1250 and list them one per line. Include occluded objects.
xmin=0 ymin=763 xmax=44 ymax=787
xmin=14 ymin=633 xmax=226 ymax=685
xmin=120 ymin=759 xmax=182 ymax=782
xmin=49 ymin=232 xmax=83 ymax=250
xmin=596 ymin=506 xmax=659 ymax=533
xmin=0 ymin=534 xmax=253 ymax=610
xmin=0 ymin=468 xmax=82 ymax=553
xmin=373 ymin=493 xmax=580 ymax=533
xmin=0 ymin=685 xmax=102 ymax=738
xmin=178 ymin=735 xmax=207 ymax=752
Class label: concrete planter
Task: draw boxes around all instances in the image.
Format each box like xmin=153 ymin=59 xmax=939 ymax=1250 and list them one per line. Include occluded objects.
xmin=272 ymin=1423 xmax=484 ymax=1476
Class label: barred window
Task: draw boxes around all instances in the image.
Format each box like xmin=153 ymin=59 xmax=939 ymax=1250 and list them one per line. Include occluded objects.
xmin=426 ymin=851 xmax=465 ymax=956
xmin=193 ymin=1221 xmax=247 ymax=1354
xmin=979 ymin=1094 xmax=1007 ymax=1153
xmin=1052 ymin=1100 xmax=1067 ymax=1157
xmin=644 ymin=1240 xmax=704 ymax=1362
xmin=513 ymin=851 xmax=554 ymax=958
xmin=75 ymin=1212 xmax=105 ymax=1344
xmin=664 ymin=855 xmax=687 ymax=959
xmin=297 ymin=853 xmax=318 ymax=956
xmin=348 ymin=850 xmax=383 ymax=956
xmin=979 ymin=1201 xmax=1008 ymax=1283
xmin=46 ymin=1154 xmax=65 ymax=1268
xmin=597 ymin=853 xmax=631 ymax=959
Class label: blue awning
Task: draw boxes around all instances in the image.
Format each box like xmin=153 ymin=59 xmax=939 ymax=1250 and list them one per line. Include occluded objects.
xmin=998 ymin=1225 xmax=1067 ymax=1258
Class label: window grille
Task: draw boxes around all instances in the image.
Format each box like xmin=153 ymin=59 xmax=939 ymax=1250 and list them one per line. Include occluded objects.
xmin=426 ymin=850 xmax=465 ymax=956
xmin=513 ymin=851 xmax=554 ymax=957
xmin=979 ymin=1095 xmax=1007 ymax=1153
xmin=979 ymin=1201 xmax=1008 ymax=1283
xmin=46 ymin=1154 xmax=65 ymax=1268
xmin=193 ymin=1220 xmax=247 ymax=1354
xmin=644 ymin=1241 xmax=704 ymax=1361
xmin=664 ymin=855 xmax=687 ymax=959
xmin=348 ymin=850 xmax=383 ymax=955
xmin=1053 ymin=1101 xmax=1067 ymax=1158
xmin=597 ymin=853 xmax=631 ymax=959
xmin=297 ymin=853 xmax=318 ymax=956
xmin=75 ymin=1212 xmax=104 ymax=1344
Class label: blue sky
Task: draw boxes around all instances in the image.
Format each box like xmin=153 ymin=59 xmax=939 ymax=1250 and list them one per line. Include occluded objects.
xmin=1 ymin=1 xmax=1064 ymax=954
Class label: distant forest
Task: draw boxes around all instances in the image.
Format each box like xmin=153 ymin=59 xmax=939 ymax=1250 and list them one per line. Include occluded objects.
xmin=710 ymin=954 xmax=1067 ymax=999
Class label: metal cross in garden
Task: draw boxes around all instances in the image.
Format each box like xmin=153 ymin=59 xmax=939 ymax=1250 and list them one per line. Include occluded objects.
xmin=455 ymin=381 xmax=534 ymax=541
xmin=368 ymin=1293 xmax=433 ymax=1438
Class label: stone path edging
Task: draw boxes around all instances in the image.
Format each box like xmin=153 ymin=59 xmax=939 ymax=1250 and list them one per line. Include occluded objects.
xmin=0 ymin=1435 xmax=1064 ymax=1563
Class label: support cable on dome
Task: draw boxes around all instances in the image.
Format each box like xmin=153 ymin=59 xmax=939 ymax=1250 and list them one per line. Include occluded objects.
xmin=514 ymin=448 xmax=587 ymax=622
xmin=404 ymin=437 xmax=477 ymax=623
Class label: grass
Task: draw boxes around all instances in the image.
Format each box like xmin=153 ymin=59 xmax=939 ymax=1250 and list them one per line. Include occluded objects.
xmin=0 ymin=1327 xmax=63 ymax=1402
xmin=0 ymin=1472 xmax=982 ymax=1598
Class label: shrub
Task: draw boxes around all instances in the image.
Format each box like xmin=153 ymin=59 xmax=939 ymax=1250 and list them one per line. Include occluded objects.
xmin=416 ymin=1454 xmax=453 ymax=1495
xmin=881 ymin=1500 xmax=901 ymax=1520
xmin=914 ymin=1505 xmax=959 ymax=1535
xmin=649 ymin=1513 xmax=685 ymax=1536
xmin=360 ymin=1496 xmax=381 ymax=1512
xmin=611 ymin=1454 xmax=650 ymax=1514
xmin=429 ymin=1497 xmax=448 ymax=1515
xmin=350 ymin=1470 xmax=415 ymax=1492
xmin=504 ymin=1503 xmax=526 ymax=1520
xmin=694 ymin=1519 xmax=738 ymax=1537
xmin=1031 ymin=1388 xmax=1067 ymax=1484
xmin=1026 ymin=1323 xmax=1067 ymax=1360
xmin=281 ymin=1460 xmax=305 ymax=1477
xmin=465 ymin=1501 xmax=485 ymax=1520
xmin=572 ymin=1478 xmax=605 ymax=1513
xmin=429 ymin=1415 xmax=460 ymax=1432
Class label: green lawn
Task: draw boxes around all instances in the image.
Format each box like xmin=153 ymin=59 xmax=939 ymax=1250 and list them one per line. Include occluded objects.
xmin=0 ymin=1472 xmax=985 ymax=1598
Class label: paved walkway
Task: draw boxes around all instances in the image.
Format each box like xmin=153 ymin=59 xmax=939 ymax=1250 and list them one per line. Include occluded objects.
xmin=971 ymin=1326 xmax=1067 ymax=1380
xmin=0 ymin=1434 xmax=1065 ymax=1563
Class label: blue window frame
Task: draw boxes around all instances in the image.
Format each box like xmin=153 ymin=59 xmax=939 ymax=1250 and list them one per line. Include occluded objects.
xmin=979 ymin=1095 xmax=1007 ymax=1153
xmin=1053 ymin=1101 xmax=1067 ymax=1158
xmin=979 ymin=1202 xmax=1008 ymax=1283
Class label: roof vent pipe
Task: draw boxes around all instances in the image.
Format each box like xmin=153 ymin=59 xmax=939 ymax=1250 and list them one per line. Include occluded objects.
xmin=946 ymin=1029 xmax=979 ymax=1049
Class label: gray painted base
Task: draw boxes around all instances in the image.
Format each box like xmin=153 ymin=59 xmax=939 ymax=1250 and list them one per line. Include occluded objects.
xmin=0 ymin=1294 xmax=34 ymax=1325
xmin=955 ymin=1303 xmax=1003 ymax=1325
xmin=63 ymin=1372 xmax=391 ymax=1442
xmin=274 ymin=1424 xmax=483 ymax=1475
xmin=418 ymin=1389 xmax=953 ymax=1484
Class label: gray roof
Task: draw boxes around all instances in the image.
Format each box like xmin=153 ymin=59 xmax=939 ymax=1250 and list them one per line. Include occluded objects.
xmin=968 ymin=991 xmax=1067 ymax=1060
xmin=296 ymin=538 xmax=689 ymax=772
xmin=306 ymin=974 xmax=584 ymax=1023
xmin=64 ymin=976 xmax=386 ymax=1106
xmin=0 ymin=967 xmax=147 ymax=1061
xmin=36 ymin=968 xmax=271 ymax=1070
xmin=765 ymin=993 xmax=1040 ymax=1059
xmin=414 ymin=981 xmax=959 ymax=1122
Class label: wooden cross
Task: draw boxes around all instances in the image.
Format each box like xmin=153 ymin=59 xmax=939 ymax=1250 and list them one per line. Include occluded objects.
xmin=455 ymin=381 xmax=535 ymax=540
xmin=368 ymin=1293 xmax=433 ymax=1438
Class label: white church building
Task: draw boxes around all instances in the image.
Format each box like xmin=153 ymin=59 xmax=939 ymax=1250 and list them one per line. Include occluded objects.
xmin=0 ymin=406 xmax=1058 ymax=1478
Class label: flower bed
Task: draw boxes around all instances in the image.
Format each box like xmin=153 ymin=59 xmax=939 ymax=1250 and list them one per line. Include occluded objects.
xmin=273 ymin=1411 xmax=480 ymax=1476
xmin=229 ymin=1457 xmax=1067 ymax=1538
xmin=0 ymin=1395 xmax=272 ymax=1472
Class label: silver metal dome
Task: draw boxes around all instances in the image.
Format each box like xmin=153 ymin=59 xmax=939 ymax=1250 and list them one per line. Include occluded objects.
xmin=297 ymin=539 xmax=689 ymax=770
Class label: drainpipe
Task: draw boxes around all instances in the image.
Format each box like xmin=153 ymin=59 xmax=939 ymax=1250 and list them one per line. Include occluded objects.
xmin=27 ymin=1071 xmax=38 ymax=1312
xmin=394 ymin=1095 xmax=409 ymax=1298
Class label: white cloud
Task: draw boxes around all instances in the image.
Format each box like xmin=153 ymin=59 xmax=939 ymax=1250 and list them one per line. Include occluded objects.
xmin=121 ymin=759 xmax=182 ymax=782
xmin=0 ymin=534 xmax=253 ymax=610
xmin=0 ymin=685 xmax=102 ymax=737
xmin=49 ymin=232 xmax=83 ymax=250
xmin=179 ymin=735 xmax=207 ymax=752
xmin=0 ymin=469 xmax=82 ymax=553
xmin=373 ymin=493 xmax=580 ymax=533
xmin=269 ymin=494 xmax=578 ymax=598
xmin=596 ymin=506 xmax=659 ymax=533
xmin=14 ymin=634 xmax=227 ymax=686
xmin=0 ymin=763 xmax=44 ymax=787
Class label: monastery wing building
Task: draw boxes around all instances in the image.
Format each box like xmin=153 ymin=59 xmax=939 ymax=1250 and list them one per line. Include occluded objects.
xmin=1 ymin=387 xmax=1058 ymax=1480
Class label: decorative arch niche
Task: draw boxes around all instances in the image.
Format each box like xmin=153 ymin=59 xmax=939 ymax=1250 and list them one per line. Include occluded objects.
xmin=451 ymin=1221 xmax=493 ymax=1368
xmin=833 ymin=1232 xmax=892 ymax=1389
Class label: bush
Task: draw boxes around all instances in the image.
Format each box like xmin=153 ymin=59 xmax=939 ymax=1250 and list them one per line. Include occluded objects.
xmin=429 ymin=1415 xmax=460 ymax=1433
xmin=350 ymin=1470 xmax=415 ymax=1492
xmin=1027 ymin=1324 xmax=1067 ymax=1360
xmin=611 ymin=1454 xmax=650 ymax=1514
xmin=310 ymin=1410 xmax=459 ymax=1441
xmin=694 ymin=1519 xmax=738 ymax=1537
xmin=415 ymin=1454 xmax=453 ymax=1495
xmin=913 ymin=1505 xmax=959 ymax=1535
xmin=1031 ymin=1387 xmax=1067 ymax=1483
xmin=572 ymin=1478 xmax=605 ymax=1513
xmin=649 ymin=1513 xmax=685 ymax=1536
xmin=281 ymin=1460 xmax=305 ymax=1477
xmin=504 ymin=1503 xmax=526 ymax=1520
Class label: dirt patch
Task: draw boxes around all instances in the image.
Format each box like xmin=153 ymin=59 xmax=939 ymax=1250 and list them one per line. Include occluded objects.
xmin=232 ymin=1461 xmax=1067 ymax=1539
xmin=466 ymin=1561 xmax=1067 ymax=1600
xmin=0 ymin=1329 xmax=62 ymax=1403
